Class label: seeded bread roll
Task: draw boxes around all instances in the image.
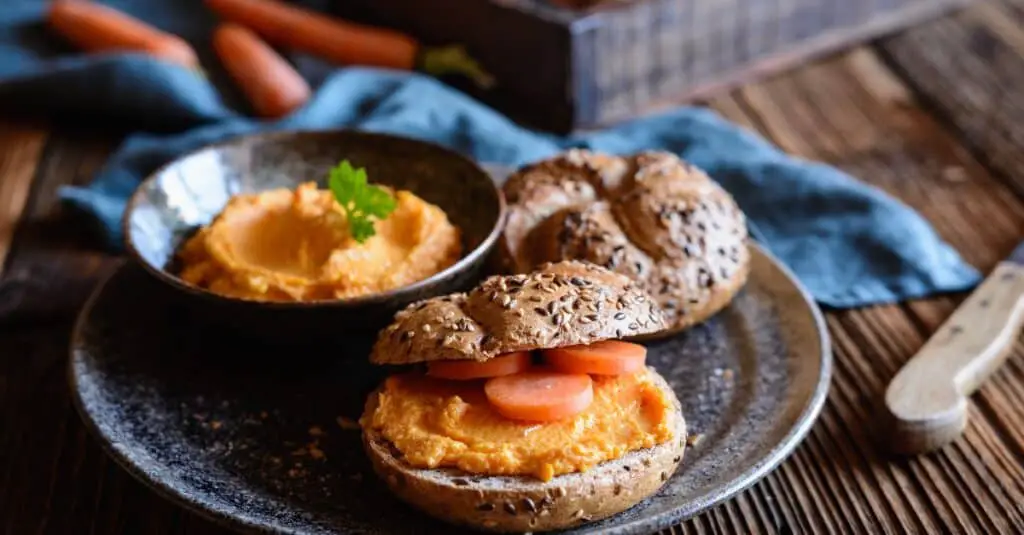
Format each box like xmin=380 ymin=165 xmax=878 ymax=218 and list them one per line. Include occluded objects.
xmin=362 ymin=367 xmax=687 ymax=533
xmin=501 ymin=149 xmax=750 ymax=330
xmin=370 ymin=260 xmax=666 ymax=365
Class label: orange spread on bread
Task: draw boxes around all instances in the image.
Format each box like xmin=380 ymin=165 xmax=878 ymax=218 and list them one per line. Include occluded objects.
xmin=177 ymin=182 xmax=461 ymax=301
xmin=362 ymin=367 xmax=675 ymax=481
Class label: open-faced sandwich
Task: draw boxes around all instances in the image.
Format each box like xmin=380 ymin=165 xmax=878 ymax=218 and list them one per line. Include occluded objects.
xmin=360 ymin=260 xmax=687 ymax=532
xmin=500 ymin=149 xmax=750 ymax=331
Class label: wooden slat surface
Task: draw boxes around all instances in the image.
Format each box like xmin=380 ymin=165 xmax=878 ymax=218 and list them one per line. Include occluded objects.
xmin=0 ymin=123 xmax=46 ymax=275
xmin=878 ymin=0 xmax=1024 ymax=196
xmin=2 ymin=2 xmax=1023 ymax=533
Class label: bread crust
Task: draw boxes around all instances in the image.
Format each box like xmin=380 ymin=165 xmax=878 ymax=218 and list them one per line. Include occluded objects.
xmin=500 ymin=149 xmax=750 ymax=330
xmin=361 ymin=368 xmax=687 ymax=532
xmin=370 ymin=260 xmax=666 ymax=365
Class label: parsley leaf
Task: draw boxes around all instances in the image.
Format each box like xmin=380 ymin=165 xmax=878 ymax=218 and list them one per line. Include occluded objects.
xmin=327 ymin=160 xmax=397 ymax=243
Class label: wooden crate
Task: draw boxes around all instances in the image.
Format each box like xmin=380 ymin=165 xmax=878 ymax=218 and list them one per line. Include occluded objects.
xmin=334 ymin=0 xmax=974 ymax=133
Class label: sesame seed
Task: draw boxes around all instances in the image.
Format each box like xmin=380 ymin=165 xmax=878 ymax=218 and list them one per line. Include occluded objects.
xmin=614 ymin=312 xmax=627 ymax=320
xmin=504 ymin=502 xmax=517 ymax=515
xmin=535 ymin=307 xmax=548 ymax=316
xmin=698 ymin=268 xmax=714 ymax=288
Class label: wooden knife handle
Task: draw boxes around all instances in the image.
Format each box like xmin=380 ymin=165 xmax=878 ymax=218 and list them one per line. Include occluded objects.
xmin=883 ymin=261 xmax=1024 ymax=455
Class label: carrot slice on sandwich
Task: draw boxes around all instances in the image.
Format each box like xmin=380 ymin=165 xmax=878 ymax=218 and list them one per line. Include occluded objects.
xmin=543 ymin=340 xmax=646 ymax=376
xmin=484 ymin=371 xmax=593 ymax=422
xmin=427 ymin=351 xmax=532 ymax=380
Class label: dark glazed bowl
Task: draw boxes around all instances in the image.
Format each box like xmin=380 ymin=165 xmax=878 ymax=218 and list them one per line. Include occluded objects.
xmin=123 ymin=130 xmax=505 ymax=344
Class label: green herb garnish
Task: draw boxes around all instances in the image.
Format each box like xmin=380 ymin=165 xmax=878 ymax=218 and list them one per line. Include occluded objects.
xmin=328 ymin=160 xmax=397 ymax=243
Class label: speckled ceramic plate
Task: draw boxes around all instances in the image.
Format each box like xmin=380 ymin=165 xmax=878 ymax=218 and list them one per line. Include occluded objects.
xmin=69 ymin=243 xmax=830 ymax=535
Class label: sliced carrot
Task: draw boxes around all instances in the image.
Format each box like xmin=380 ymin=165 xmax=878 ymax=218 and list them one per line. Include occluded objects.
xmin=427 ymin=351 xmax=532 ymax=380
xmin=543 ymin=340 xmax=647 ymax=376
xmin=48 ymin=1 xmax=199 ymax=68
xmin=212 ymin=23 xmax=311 ymax=119
xmin=484 ymin=371 xmax=593 ymax=422
xmin=205 ymin=0 xmax=419 ymax=70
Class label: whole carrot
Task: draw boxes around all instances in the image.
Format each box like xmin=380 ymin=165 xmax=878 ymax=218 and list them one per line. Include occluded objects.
xmin=212 ymin=23 xmax=311 ymax=119
xmin=205 ymin=0 xmax=418 ymax=70
xmin=47 ymin=0 xmax=199 ymax=68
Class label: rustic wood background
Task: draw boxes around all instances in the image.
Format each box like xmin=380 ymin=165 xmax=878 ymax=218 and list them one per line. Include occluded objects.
xmin=339 ymin=0 xmax=977 ymax=131
xmin=2 ymin=0 xmax=1024 ymax=532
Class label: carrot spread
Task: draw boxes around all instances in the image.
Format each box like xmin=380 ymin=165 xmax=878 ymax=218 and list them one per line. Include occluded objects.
xmin=177 ymin=182 xmax=461 ymax=301
xmin=362 ymin=368 xmax=675 ymax=481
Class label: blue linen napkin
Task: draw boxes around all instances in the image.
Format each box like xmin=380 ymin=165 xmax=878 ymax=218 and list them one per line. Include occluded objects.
xmin=0 ymin=1 xmax=980 ymax=308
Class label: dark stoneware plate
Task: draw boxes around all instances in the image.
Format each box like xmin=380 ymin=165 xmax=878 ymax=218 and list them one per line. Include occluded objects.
xmin=69 ymin=243 xmax=830 ymax=535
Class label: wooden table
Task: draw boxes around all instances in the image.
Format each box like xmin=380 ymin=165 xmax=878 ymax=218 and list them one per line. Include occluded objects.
xmin=3 ymin=2 xmax=1024 ymax=533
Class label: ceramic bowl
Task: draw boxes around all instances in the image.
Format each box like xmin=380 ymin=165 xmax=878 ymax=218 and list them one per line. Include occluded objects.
xmin=123 ymin=130 xmax=505 ymax=343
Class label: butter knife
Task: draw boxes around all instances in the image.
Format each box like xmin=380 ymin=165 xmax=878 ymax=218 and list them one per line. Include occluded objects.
xmin=883 ymin=240 xmax=1024 ymax=455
